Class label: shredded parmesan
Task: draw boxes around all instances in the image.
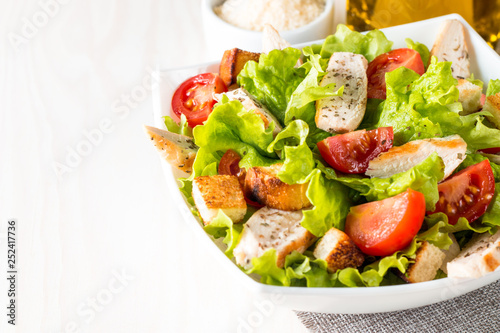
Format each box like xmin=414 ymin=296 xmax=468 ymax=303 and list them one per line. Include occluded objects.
xmin=214 ymin=0 xmax=326 ymax=32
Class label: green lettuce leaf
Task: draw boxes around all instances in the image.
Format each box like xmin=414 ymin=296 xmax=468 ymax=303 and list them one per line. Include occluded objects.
xmin=238 ymin=48 xmax=305 ymax=124
xmin=324 ymin=153 xmax=445 ymax=211
xmin=203 ymin=210 xmax=244 ymax=258
xmin=164 ymin=114 xmax=193 ymax=137
xmin=320 ymin=24 xmax=393 ymax=62
xmin=405 ymin=38 xmax=430 ymax=69
xmin=482 ymin=183 xmax=500 ymax=228
xmin=301 ymin=170 xmax=351 ymax=237
xmin=486 ymin=79 xmax=500 ymax=96
xmin=466 ymin=74 xmax=484 ymax=89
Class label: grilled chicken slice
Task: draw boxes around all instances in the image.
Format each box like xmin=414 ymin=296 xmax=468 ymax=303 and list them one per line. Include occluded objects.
xmin=233 ymin=207 xmax=316 ymax=269
xmin=313 ymin=227 xmax=365 ymax=273
xmin=403 ymin=241 xmax=446 ymax=283
xmin=457 ymin=79 xmax=482 ymax=115
xmin=447 ymin=231 xmax=500 ymax=278
xmin=315 ymin=52 xmax=368 ymax=134
xmin=244 ymin=164 xmax=311 ymax=211
xmin=430 ymin=19 xmax=470 ymax=79
xmin=262 ymin=24 xmax=303 ymax=67
xmin=482 ymin=92 xmax=500 ymax=129
xmin=366 ymin=135 xmax=467 ymax=180
xmin=214 ymin=88 xmax=282 ymax=136
xmin=144 ymin=125 xmax=197 ymax=174
xmin=192 ymin=175 xmax=247 ymax=225
xmin=440 ymin=234 xmax=461 ymax=275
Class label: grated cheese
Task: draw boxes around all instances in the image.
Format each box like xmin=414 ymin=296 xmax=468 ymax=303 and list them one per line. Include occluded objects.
xmin=214 ymin=0 xmax=326 ymax=32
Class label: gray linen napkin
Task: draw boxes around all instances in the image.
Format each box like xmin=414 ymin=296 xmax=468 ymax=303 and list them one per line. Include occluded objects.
xmin=296 ymin=280 xmax=500 ymax=333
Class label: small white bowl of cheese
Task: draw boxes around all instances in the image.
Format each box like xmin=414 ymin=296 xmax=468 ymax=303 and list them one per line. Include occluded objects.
xmin=201 ymin=0 xmax=334 ymax=60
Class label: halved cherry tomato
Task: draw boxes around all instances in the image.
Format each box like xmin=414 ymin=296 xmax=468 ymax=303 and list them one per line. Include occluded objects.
xmin=479 ymin=147 xmax=500 ymax=154
xmin=429 ymin=160 xmax=495 ymax=225
xmin=367 ymin=48 xmax=425 ymax=99
xmin=218 ymin=149 xmax=263 ymax=207
xmin=171 ymin=73 xmax=227 ymax=128
xmin=317 ymin=127 xmax=393 ymax=174
xmin=345 ymin=189 xmax=426 ymax=257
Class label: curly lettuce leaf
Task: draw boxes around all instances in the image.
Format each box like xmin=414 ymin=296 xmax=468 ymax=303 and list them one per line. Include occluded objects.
xmin=405 ymin=38 xmax=430 ymax=69
xmin=237 ymin=48 xmax=305 ymax=124
xmin=301 ymin=170 xmax=351 ymax=237
xmin=486 ymin=79 xmax=500 ymax=96
xmin=203 ymin=211 xmax=244 ymax=258
xmin=164 ymin=114 xmax=193 ymax=137
xmin=482 ymin=183 xmax=500 ymax=228
xmin=323 ymin=153 xmax=445 ymax=211
xmin=320 ymin=24 xmax=393 ymax=62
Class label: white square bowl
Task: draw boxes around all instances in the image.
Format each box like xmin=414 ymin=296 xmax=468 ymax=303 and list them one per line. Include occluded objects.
xmin=152 ymin=14 xmax=500 ymax=314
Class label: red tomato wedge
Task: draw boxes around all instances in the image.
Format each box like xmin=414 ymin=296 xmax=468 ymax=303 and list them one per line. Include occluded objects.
xmin=367 ymin=48 xmax=425 ymax=99
xmin=218 ymin=149 xmax=263 ymax=207
xmin=479 ymin=147 xmax=500 ymax=154
xmin=345 ymin=189 xmax=426 ymax=257
xmin=317 ymin=127 xmax=393 ymax=174
xmin=171 ymin=73 xmax=227 ymax=128
xmin=429 ymin=160 xmax=495 ymax=225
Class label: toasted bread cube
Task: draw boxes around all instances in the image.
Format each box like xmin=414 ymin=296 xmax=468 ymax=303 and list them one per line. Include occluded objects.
xmin=457 ymin=79 xmax=482 ymax=115
xmin=483 ymin=93 xmax=500 ymax=129
xmin=447 ymin=231 xmax=500 ymax=279
xmin=244 ymin=164 xmax=311 ymax=211
xmin=192 ymin=175 xmax=247 ymax=225
xmin=144 ymin=125 xmax=197 ymax=174
xmin=440 ymin=233 xmax=461 ymax=274
xmin=313 ymin=227 xmax=365 ymax=273
xmin=234 ymin=207 xmax=317 ymax=269
xmin=404 ymin=241 xmax=445 ymax=283
xmin=219 ymin=48 xmax=261 ymax=87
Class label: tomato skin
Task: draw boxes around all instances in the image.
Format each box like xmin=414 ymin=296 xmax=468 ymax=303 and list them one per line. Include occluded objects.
xmin=479 ymin=147 xmax=500 ymax=154
xmin=345 ymin=189 xmax=425 ymax=257
xmin=218 ymin=149 xmax=263 ymax=207
xmin=317 ymin=127 xmax=393 ymax=174
xmin=367 ymin=48 xmax=425 ymax=99
xmin=429 ymin=160 xmax=495 ymax=225
xmin=171 ymin=73 xmax=227 ymax=128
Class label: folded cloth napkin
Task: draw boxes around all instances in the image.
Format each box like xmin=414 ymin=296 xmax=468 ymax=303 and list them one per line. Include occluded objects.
xmin=296 ymin=280 xmax=500 ymax=333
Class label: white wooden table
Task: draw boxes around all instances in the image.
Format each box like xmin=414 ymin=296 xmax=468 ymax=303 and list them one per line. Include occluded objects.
xmin=1 ymin=0 xmax=314 ymax=332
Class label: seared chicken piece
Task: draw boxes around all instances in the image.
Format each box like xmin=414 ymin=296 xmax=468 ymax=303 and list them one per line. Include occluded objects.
xmin=430 ymin=19 xmax=470 ymax=79
xmin=440 ymin=234 xmax=461 ymax=274
xmin=457 ymin=79 xmax=482 ymax=115
xmin=144 ymin=125 xmax=197 ymax=174
xmin=244 ymin=164 xmax=311 ymax=211
xmin=366 ymin=135 xmax=467 ymax=179
xmin=262 ymin=24 xmax=303 ymax=67
xmin=403 ymin=241 xmax=446 ymax=283
xmin=448 ymin=231 xmax=500 ymax=279
xmin=214 ymin=88 xmax=282 ymax=136
xmin=315 ymin=52 xmax=368 ymax=134
xmin=313 ymin=227 xmax=365 ymax=273
xmin=192 ymin=175 xmax=247 ymax=225
xmin=233 ymin=207 xmax=316 ymax=269
xmin=482 ymin=92 xmax=500 ymax=129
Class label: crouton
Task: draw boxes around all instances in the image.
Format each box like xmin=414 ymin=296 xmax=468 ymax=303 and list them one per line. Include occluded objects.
xmin=404 ymin=241 xmax=445 ymax=283
xmin=447 ymin=231 xmax=500 ymax=279
xmin=440 ymin=234 xmax=461 ymax=274
xmin=233 ymin=207 xmax=317 ymax=269
xmin=482 ymin=93 xmax=500 ymax=129
xmin=457 ymin=79 xmax=482 ymax=115
xmin=144 ymin=125 xmax=197 ymax=174
xmin=244 ymin=164 xmax=311 ymax=211
xmin=219 ymin=48 xmax=261 ymax=87
xmin=192 ymin=175 xmax=247 ymax=225
xmin=313 ymin=227 xmax=365 ymax=273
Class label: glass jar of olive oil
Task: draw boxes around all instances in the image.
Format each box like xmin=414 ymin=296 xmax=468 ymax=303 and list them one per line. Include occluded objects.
xmin=346 ymin=0 xmax=500 ymax=49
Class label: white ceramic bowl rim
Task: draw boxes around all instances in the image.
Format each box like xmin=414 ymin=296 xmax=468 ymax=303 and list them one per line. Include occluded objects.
xmin=202 ymin=0 xmax=335 ymax=35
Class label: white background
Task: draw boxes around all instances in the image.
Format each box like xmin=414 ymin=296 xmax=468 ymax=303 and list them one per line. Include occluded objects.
xmin=0 ymin=0 xmax=343 ymax=332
